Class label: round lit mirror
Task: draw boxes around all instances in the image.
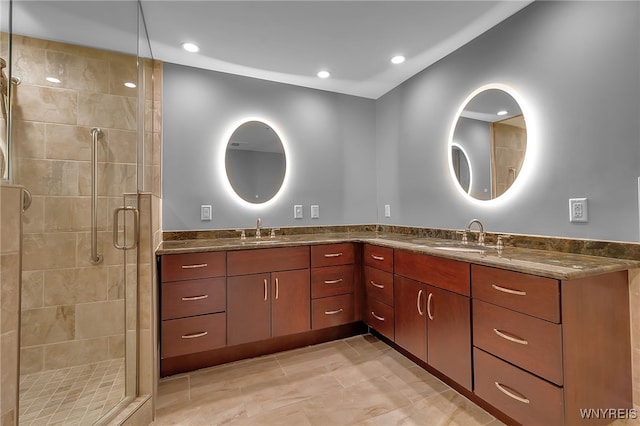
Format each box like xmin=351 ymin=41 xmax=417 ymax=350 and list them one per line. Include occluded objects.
xmin=449 ymin=85 xmax=527 ymax=200
xmin=225 ymin=120 xmax=286 ymax=204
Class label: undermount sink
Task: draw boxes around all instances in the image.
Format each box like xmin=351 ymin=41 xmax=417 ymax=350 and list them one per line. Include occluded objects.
xmin=242 ymin=238 xmax=288 ymax=245
xmin=430 ymin=246 xmax=487 ymax=254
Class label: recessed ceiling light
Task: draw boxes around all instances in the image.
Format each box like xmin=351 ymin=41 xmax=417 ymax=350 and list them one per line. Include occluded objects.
xmin=317 ymin=70 xmax=330 ymax=79
xmin=182 ymin=42 xmax=200 ymax=53
xmin=497 ymin=110 xmax=508 ymax=116
xmin=391 ymin=55 xmax=406 ymax=65
xmin=124 ymin=82 xmax=137 ymax=88
xmin=46 ymin=77 xmax=61 ymax=84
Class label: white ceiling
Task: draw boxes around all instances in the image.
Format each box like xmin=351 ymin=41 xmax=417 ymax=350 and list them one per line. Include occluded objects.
xmin=11 ymin=0 xmax=533 ymax=99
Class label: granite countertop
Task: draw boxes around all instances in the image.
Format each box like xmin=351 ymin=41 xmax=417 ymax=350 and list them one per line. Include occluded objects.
xmin=157 ymin=231 xmax=639 ymax=280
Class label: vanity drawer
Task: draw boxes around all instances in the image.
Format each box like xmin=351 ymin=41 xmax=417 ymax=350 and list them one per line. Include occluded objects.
xmin=395 ymin=250 xmax=470 ymax=296
xmin=474 ymin=348 xmax=564 ymax=426
xmin=364 ymin=266 xmax=393 ymax=305
xmin=472 ymin=265 xmax=560 ymax=323
xmin=227 ymin=246 xmax=310 ymax=276
xmin=366 ymin=297 xmax=394 ymax=340
xmin=364 ymin=245 xmax=394 ymax=272
xmin=162 ymin=277 xmax=226 ymax=320
xmin=161 ymin=313 xmax=226 ymax=358
xmin=312 ymin=294 xmax=355 ymax=329
xmin=311 ymin=265 xmax=354 ymax=298
xmin=311 ymin=243 xmax=355 ymax=267
xmin=473 ymin=299 xmax=563 ymax=385
xmin=161 ymin=251 xmax=226 ymax=282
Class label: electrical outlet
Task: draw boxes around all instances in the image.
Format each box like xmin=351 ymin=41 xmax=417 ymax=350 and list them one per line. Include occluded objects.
xmin=384 ymin=204 xmax=391 ymax=218
xmin=294 ymin=205 xmax=303 ymax=219
xmin=311 ymin=205 xmax=319 ymax=219
xmin=200 ymin=205 xmax=212 ymax=221
xmin=569 ymin=198 xmax=588 ymax=223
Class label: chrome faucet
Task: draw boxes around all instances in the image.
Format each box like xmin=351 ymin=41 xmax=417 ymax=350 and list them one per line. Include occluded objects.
xmin=465 ymin=218 xmax=485 ymax=246
xmin=256 ymin=217 xmax=262 ymax=239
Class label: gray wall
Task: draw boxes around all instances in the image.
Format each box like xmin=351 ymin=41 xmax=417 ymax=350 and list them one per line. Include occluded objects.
xmin=376 ymin=1 xmax=640 ymax=242
xmin=163 ymin=1 xmax=640 ymax=243
xmin=162 ymin=64 xmax=377 ymax=231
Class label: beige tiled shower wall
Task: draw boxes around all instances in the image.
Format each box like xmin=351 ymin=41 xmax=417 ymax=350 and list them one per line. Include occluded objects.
xmin=11 ymin=35 xmax=138 ymax=375
xmin=0 ymin=185 xmax=22 ymax=426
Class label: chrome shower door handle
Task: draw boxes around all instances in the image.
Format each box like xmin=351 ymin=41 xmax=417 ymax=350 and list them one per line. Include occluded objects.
xmin=113 ymin=205 xmax=139 ymax=250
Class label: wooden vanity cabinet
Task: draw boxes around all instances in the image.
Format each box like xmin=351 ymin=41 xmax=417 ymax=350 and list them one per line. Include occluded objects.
xmin=363 ymin=244 xmax=395 ymax=340
xmin=394 ymin=250 xmax=472 ymax=390
xmin=472 ymin=265 xmax=632 ymax=426
xmin=310 ymin=243 xmax=357 ymax=329
xmin=160 ymin=251 xmax=227 ymax=360
xmin=227 ymin=246 xmax=310 ymax=346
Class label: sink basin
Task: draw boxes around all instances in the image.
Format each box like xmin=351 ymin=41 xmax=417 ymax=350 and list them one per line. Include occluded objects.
xmin=242 ymin=238 xmax=288 ymax=245
xmin=430 ymin=246 xmax=487 ymax=254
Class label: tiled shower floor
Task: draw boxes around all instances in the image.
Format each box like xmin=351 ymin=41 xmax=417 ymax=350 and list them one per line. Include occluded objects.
xmin=18 ymin=358 xmax=125 ymax=425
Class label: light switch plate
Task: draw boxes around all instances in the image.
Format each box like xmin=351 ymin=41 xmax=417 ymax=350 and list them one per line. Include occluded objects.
xmin=311 ymin=205 xmax=319 ymax=219
xmin=569 ymin=198 xmax=588 ymax=223
xmin=384 ymin=204 xmax=391 ymax=218
xmin=294 ymin=205 xmax=303 ymax=219
xmin=201 ymin=205 xmax=212 ymax=221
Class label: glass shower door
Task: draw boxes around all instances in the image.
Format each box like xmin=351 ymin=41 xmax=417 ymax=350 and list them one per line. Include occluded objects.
xmin=8 ymin=1 xmax=142 ymax=424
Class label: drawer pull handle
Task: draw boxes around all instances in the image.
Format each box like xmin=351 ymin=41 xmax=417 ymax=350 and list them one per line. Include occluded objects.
xmin=181 ymin=263 xmax=208 ymax=269
xmin=417 ymin=289 xmax=424 ymax=316
xmin=325 ymin=308 xmax=344 ymax=315
xmin=427 ymin=292 xmax=434 ymax=320
xmin=370 ymin=281 xmax=385 ymax=289
xmin=492 ymin=284 xmax=526 ymax=296
xmin=371 ymin=311 xmax=385 ymax=321
xmin=494 ymin=382 xmax=530 ymax=404
xmin=181 ymin=294 xmax=209 ymax=301
xmin=181 ymin=331 xmax=208 ymax=339
xmin=264 ymin=279 xmax=268 ymax=301
xmin=371 ymin=254 xmax=385 ymax=261
xmin=493 ymin=328 xmax=529 ymax=345
xmin=324 ymin=252 xmax=343 ymax=258
xmin=324 ymin=278 xmax=344 ymax=284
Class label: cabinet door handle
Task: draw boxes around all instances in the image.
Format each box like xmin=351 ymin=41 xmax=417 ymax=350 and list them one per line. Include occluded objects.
xmin=427 ymin=292 xmax=434 ymax=320
xmin=325 ymin=308 xmax=343 ymax=315
xmin=181 ymin=331 xmax=208 ymax=339
xmin=492 ymin=284 xmax=526 ymax=296
xmin=371 ymin=311 xmax=385 ymax=321
xmin=494 ymin=382 xmax=530 ymax=404
xmin=181 ymin=294 xmax=209 ymax=301
xmin=181 ymin=263 xmax=208 ymax=269
xmin=370 ymin=281 xmax=384 ymax=289
xmin=264 ymin=278 xmax=268 ymax=301
xmin=493 ymin=328 xmax=529 ymax=345
xmin=417 ymin=289 xmax=424 ymax=316
xmin=324 ymin=278 xmax=343 ymax=284
xmin=275 ymin=277 xmax=279 ymax=300
xmin=324 ymin=252 xmax=343 ymax=258
xmin=371 ymin=254 xmax=385 ymax=261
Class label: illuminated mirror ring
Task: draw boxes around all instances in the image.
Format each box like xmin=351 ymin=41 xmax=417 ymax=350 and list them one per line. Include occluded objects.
xmin=223 ymin=119 xmax=288 ymax=207
xmin=448 ymin=83 xmax=529 ymax=203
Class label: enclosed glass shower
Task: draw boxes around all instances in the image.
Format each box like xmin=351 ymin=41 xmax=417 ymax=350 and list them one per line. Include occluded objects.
xmin=1 ymin=1 xmax=155 ymax=424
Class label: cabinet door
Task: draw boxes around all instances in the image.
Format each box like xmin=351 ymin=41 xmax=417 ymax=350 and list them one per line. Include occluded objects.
xmin=394 ymin=275 xmax=427 ymax=362
xmin=227 ymin=273 xmax=271 ymax=345
xmin=427 ymin=285 xmax=471 ymax=390
xmin=272 ymin=269 xmax=311 ymax=337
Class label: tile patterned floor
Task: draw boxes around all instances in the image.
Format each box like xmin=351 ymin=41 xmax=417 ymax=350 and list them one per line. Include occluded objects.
xmin=154 ymin=334 xmax=505 ymax=426
xmin=18 ymin=358 xmax=125 ymax=425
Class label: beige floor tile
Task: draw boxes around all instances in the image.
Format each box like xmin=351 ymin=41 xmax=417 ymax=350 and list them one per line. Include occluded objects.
xmin=154 ymin=335 xmax=502 ymax=426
